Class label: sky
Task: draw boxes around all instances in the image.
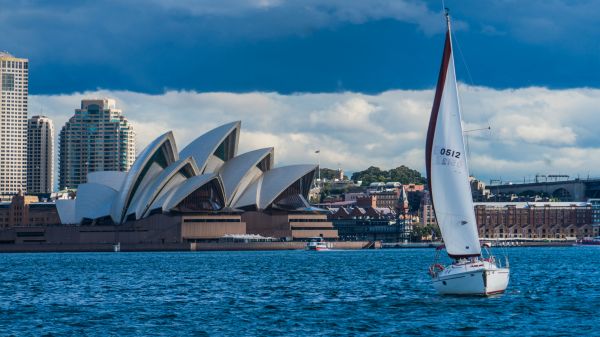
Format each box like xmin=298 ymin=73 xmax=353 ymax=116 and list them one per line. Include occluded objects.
xmin=3 ymin=0 xmax=600 ymax=184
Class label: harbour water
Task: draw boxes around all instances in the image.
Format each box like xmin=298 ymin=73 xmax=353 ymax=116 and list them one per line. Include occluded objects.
xmin=1 ymin=247 xmax=598 ymax=336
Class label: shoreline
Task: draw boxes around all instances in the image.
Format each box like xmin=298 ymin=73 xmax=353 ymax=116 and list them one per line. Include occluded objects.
xmin=382 ymin=241 xmax=578 ymax=248
xmin=0 ymin=241 xmax=378 ymax=253
xmin=0 ymin=240 xmax=584 ymax=253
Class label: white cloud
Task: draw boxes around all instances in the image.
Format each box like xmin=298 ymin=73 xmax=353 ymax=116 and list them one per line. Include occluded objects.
xmin=30 ymin=85 xmax=600 ymax=187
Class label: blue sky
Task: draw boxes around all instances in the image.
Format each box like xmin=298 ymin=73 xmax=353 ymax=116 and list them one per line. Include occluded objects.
xmin=2 ymin=0 xmax=599 ymax=94
xmin=4 ymin=0 xmax=600 ymax=183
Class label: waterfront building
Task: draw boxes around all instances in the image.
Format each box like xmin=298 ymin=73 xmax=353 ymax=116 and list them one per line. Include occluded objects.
xmin=357 ymin=190 xmax=400 ymax=209
xmin=405 ymin=184 xmax=424 ymax=213
xmin=474 ymin=202 xmax=597 ymax=239
xmin=27 ymin=116 xmax=54 ymax=194
xmin=418 ymin=190 xmax=437 ymax=226
xmin=328 ymin=206 xmax=404 ymax=242
xmin=367 ymin=182 xmax=385 ymax=194
xmin=0 ymin=191 xmax=60 ymax=229
xmin=356 ymin=195 xmax=376 ymax=208
xmin=587 ymin=199 xmax=600 ymax=230
xmin=55 ymin=122 xmax=337 ymax=242
xmin=344 ymin=192 xmax=367 ymax=202
xmin=59 ymin=99 xmax=135 ymax=190
xmin=398 ymin=185 xmax=409 ymax=216
xmin=470 ymin=177 xmax=491 ymax=202
xmin=0 ymin=52 xmax=28 ymax=195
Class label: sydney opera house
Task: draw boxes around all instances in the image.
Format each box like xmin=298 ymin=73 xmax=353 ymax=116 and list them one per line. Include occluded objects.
xmin=53 ymin=122 xmax=337 ymax=244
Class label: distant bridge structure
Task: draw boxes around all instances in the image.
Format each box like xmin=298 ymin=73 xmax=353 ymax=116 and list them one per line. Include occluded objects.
xmin=488 ymin=178 xmax=600 ymax=202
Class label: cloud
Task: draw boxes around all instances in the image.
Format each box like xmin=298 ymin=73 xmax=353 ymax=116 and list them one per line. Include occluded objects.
xmin=146 ymin=0 xmax=445 ymax=36
xmin=1 ymin=1 xmax=599 ymax=95
xmin=30 ymin=85 xmax=600 ymax=188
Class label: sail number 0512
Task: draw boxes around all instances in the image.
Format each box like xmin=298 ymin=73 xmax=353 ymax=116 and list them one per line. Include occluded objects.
xmin=440 ymin=148 xmax=460 ymax=158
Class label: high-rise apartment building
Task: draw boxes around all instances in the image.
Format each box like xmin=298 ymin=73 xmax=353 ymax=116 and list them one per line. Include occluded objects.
xmin=0 ymin=52 xmax=28 ymax=195
xmin=27 ymin=115 xmax=54 ymax=194
xmin=59 ymin=98 xmax=135 ymax=190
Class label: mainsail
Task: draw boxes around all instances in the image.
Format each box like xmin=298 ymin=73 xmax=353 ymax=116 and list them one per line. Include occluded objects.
xmin=425 ymin=16 xmax=481 ymax=258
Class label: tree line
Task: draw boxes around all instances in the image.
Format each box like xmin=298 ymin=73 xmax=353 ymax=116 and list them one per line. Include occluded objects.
xmin=350 ymin=165 xmax=426 ymax=186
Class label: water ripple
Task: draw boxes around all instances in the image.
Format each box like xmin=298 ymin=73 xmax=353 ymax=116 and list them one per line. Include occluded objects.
xmin=0 ymin=247 xmax=598 ymax=336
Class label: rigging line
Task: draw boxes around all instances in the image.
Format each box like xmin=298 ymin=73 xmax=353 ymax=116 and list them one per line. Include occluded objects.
xmin=450 ymin=24 xmax=475 ymax=87
xmin=464 ymin=126 xmax=491 ymax=133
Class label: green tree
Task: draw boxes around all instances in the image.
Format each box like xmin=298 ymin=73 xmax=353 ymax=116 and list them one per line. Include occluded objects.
xmin=410 ymin=225 xmax=441 ymax=242
xmin=351 ymin=165 xmax=426 ymax=186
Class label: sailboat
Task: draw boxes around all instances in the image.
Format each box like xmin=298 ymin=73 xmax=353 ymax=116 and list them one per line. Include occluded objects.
xmin=425 ymin=11 xmax=510 ymax=296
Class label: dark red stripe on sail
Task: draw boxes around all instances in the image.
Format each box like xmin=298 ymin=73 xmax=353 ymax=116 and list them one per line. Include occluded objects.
xmin=425 ymin=28 xmax=451 ymax=220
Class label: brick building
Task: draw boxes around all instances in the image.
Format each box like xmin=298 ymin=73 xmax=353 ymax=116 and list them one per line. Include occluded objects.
xmin=474 ymin=202 xmax=597 ymax=239
xmin=328 ymin=206 xmax=405 ymax=242
xmin=0 ymin=191 xmax=60 ymax=228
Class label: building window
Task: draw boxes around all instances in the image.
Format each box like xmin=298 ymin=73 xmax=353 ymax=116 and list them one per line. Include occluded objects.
xmin=2 ymin=73 xmax=15 ymax=91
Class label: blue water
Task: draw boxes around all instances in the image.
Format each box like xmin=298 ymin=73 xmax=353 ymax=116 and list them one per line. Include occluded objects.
xmin=1 ymin=247 xmax=599 ymax=336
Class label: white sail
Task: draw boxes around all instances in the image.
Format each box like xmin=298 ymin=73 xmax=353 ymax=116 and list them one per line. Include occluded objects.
xmin=425 ymin=21 xmax=481 ymax=258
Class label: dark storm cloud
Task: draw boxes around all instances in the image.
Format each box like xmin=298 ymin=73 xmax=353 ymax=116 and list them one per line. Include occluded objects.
xmin=0 ymin=0 xmax=599 ymax=94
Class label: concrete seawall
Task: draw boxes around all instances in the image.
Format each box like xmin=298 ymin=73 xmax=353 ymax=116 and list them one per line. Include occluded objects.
xmin=191 ymin=241 xmax=377 ymax=251
xmin=0 ymin=241 xmax=378 ymax=253
xmin=0 ymin=242 xmax=192 ymax=253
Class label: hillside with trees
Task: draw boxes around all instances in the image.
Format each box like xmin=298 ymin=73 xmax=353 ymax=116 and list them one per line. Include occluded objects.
xmin=350 ymin=165 xmax=426 ymax=186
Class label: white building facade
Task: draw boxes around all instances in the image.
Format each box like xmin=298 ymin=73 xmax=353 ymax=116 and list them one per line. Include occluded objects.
xmin=0 ymin=52 xmax=28 ymax=195
xmin=27 ymin=115 xmax=54 ymax=194
xmin=59 ymin=98 xmax=135 ymax=190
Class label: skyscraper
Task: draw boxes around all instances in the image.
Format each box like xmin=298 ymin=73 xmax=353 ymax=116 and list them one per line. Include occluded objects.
xmin=59 ymin=98 xmax=135 ymax=190
xmin=0 ymin=52 xmax=28 ymax=195
xmin=27 ymin=116 xmax=54 ymax=194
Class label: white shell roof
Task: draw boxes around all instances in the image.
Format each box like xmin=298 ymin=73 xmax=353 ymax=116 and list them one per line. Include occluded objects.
xmin=147 ymin=180 xmax=185 ymax=214
xmin=76 ymin=183 xmax=118 ymax=220
xmin=179 ymin=121 xmax=240 ymax=174
xmin=72 ymin=122 xmax=319 ymax=224
xmin=56 ymin=199 xmax=79 ymax=225
xmin=234 ymin=164 xmax=317 ymax=210
xmin=111 ymin=131 xmax=178 ymax=224
xmin=87 ymin=171 xmax=127 ymax=191
xmin=219 ymin=147 xmax=273 ymax=206
xmin=126 ymin=156 xmax=200 ymax=220
xmin=162 ymin=173 xmax=225 ymax=211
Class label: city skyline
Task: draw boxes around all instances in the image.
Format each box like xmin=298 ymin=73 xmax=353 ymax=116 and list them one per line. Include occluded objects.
xmin=2 ymin=1 xmax=600 ymax=184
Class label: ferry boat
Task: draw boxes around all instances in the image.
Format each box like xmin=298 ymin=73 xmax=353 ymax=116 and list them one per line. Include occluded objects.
xmin=306 ymin=237 xmax=330 ymax=251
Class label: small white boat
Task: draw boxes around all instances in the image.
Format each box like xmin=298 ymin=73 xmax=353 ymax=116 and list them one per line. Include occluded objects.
xmin=425 ymin=10 xmax=510 ymax=296
xmin=306 ymin=237 xmax=330 ymax=251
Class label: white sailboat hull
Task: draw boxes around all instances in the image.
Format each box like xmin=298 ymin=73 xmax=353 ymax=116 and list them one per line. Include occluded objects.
xmin=431 ymin=261 xmax=509 ymax=296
